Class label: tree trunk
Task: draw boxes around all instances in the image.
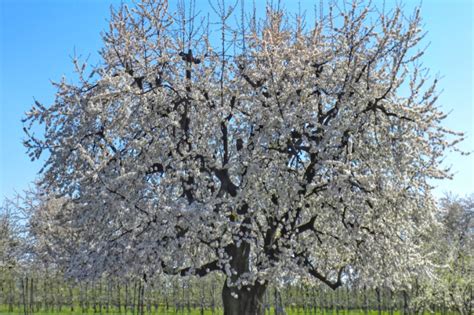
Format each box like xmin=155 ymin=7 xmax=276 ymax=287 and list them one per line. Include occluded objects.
xmin=222 ymin=280 xmax=267 ymax=315
xmin=221 ymin=239 xmax=268 ymax=315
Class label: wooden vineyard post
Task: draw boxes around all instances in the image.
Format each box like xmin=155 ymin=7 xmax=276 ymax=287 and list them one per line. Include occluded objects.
xmin=263 ymin=286 xmax=268 ymax=314
xmin=199 ymin=279 xmax=205 ymax=315
xmin=135 ymin=280 xmax=139 ymax=315
xmin=345 ymin=287 xmax=349 ymax=315
xmin=311 ymin=287 xmax=317 ymax=315
xmin=172 ymin=279 xmax=178 ymax=314
xmin=28 ymin=277 xmax=34 ymax=314
xmin=69 ymin=282 xmax=74 ymax=312
xmin=106 ymin=279 xmax=110 ymax=313
xmin=120 ymin=281 xmax=123 ymax=314
xmin=9 ymin=277 xmax=14 ymax=313
xmin=146 ymin=282 xmax=152 ymax=314
xmin=92 ymin=282 xmax=97 ymax=313
xmin=47 ymin=277 xmax=52 ymax=312
xmin=330 ymin=288 xmax=334 ymax=315
xmin=133 ymin=280 xmax=138 ymax=315
xmin=363 ymin=286 xmax=368 ymax=315
xmin=55 ymin=277 xmax=61 ymax=313
xmin=388 ymin=289 xmax=393 ymax=315
xmin=402 ymin=290 xmax=409 ymax=315
xmin=181 ymin=279 xmax=185 ymax=314
xmin=125 ymin=281 xmax=129 ymax=314
xmin=20 ymin=277 xmax=26 ymax=315
xmin=79 ymin=283 xmax=85 ymax=314
xmin=138 ymin=281 xmax=144 ymax=315
xmin=210 ymin=279 xmax=216 ymax=315
xmin=85 ymin=282 xmax=90 ymax=313
xmin=98 ymin=280 xmax=102 ymax=314
xmin=164 ymin=282 xmax=169 ymax=312
xmin=375 ymin=288 xmax=381 ymax=315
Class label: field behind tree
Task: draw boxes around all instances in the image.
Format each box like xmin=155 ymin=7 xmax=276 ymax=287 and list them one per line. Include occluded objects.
xmin=0 ymin=274 xmax=464 ymax=315
xmin=0 ymin=308 xmax=457 ymax=315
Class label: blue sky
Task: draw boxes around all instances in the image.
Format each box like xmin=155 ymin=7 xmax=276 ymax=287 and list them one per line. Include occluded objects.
xmin=0 ymin=0 xmax=472 ymax=201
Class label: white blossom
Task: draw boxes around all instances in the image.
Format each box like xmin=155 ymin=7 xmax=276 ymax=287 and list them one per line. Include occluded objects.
xmin=23 ymin=0 xmax=464 ymax=310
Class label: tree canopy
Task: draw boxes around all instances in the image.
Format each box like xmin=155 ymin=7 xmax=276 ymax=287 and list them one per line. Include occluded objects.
xmin=23 ymin=0 xmax=463 ymax=314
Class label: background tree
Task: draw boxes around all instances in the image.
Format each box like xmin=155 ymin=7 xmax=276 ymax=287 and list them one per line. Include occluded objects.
xmin=0 ymin=193 xmax=36 ymax=271
xmin=0 ymin=201 xmax=21 ymax=272
xmin=0 ymin=206 xmax=19 ymax=313
xmin=0 ymin=194 xmax=36 ymax=314
xmin=437 ymin=195 xmax=473 ymax=315
xmin=28 ymin=195 xmax=78 ymax=271
xmin=397 ymin=194 xmax=473 ymax=315
xmin=23 ymin=0 xmax=463 ymax=314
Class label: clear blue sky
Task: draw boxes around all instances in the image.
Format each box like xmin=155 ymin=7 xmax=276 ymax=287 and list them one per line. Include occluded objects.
xmin=0 ymin=0 xmax=472 ymax=201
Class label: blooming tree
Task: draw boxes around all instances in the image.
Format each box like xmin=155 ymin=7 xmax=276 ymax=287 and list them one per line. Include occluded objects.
xmin=24 ymin=0 xmax=463 ymax=314
xmin=436 ymin=195 xmax=473 ymax=315
xmin=0 ymin=204 xmax=20 ymax=271
xmin=394 ymin=194 xmax=473 ymax=315
xmin=0 ymin=195 xmax=33 ymax=273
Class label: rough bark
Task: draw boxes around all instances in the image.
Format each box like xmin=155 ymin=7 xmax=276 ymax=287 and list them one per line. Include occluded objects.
xmin=221 ymin=241 xmax=268 ymax=315
xmin=222 ymin=280 xmax=267 ymax=315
